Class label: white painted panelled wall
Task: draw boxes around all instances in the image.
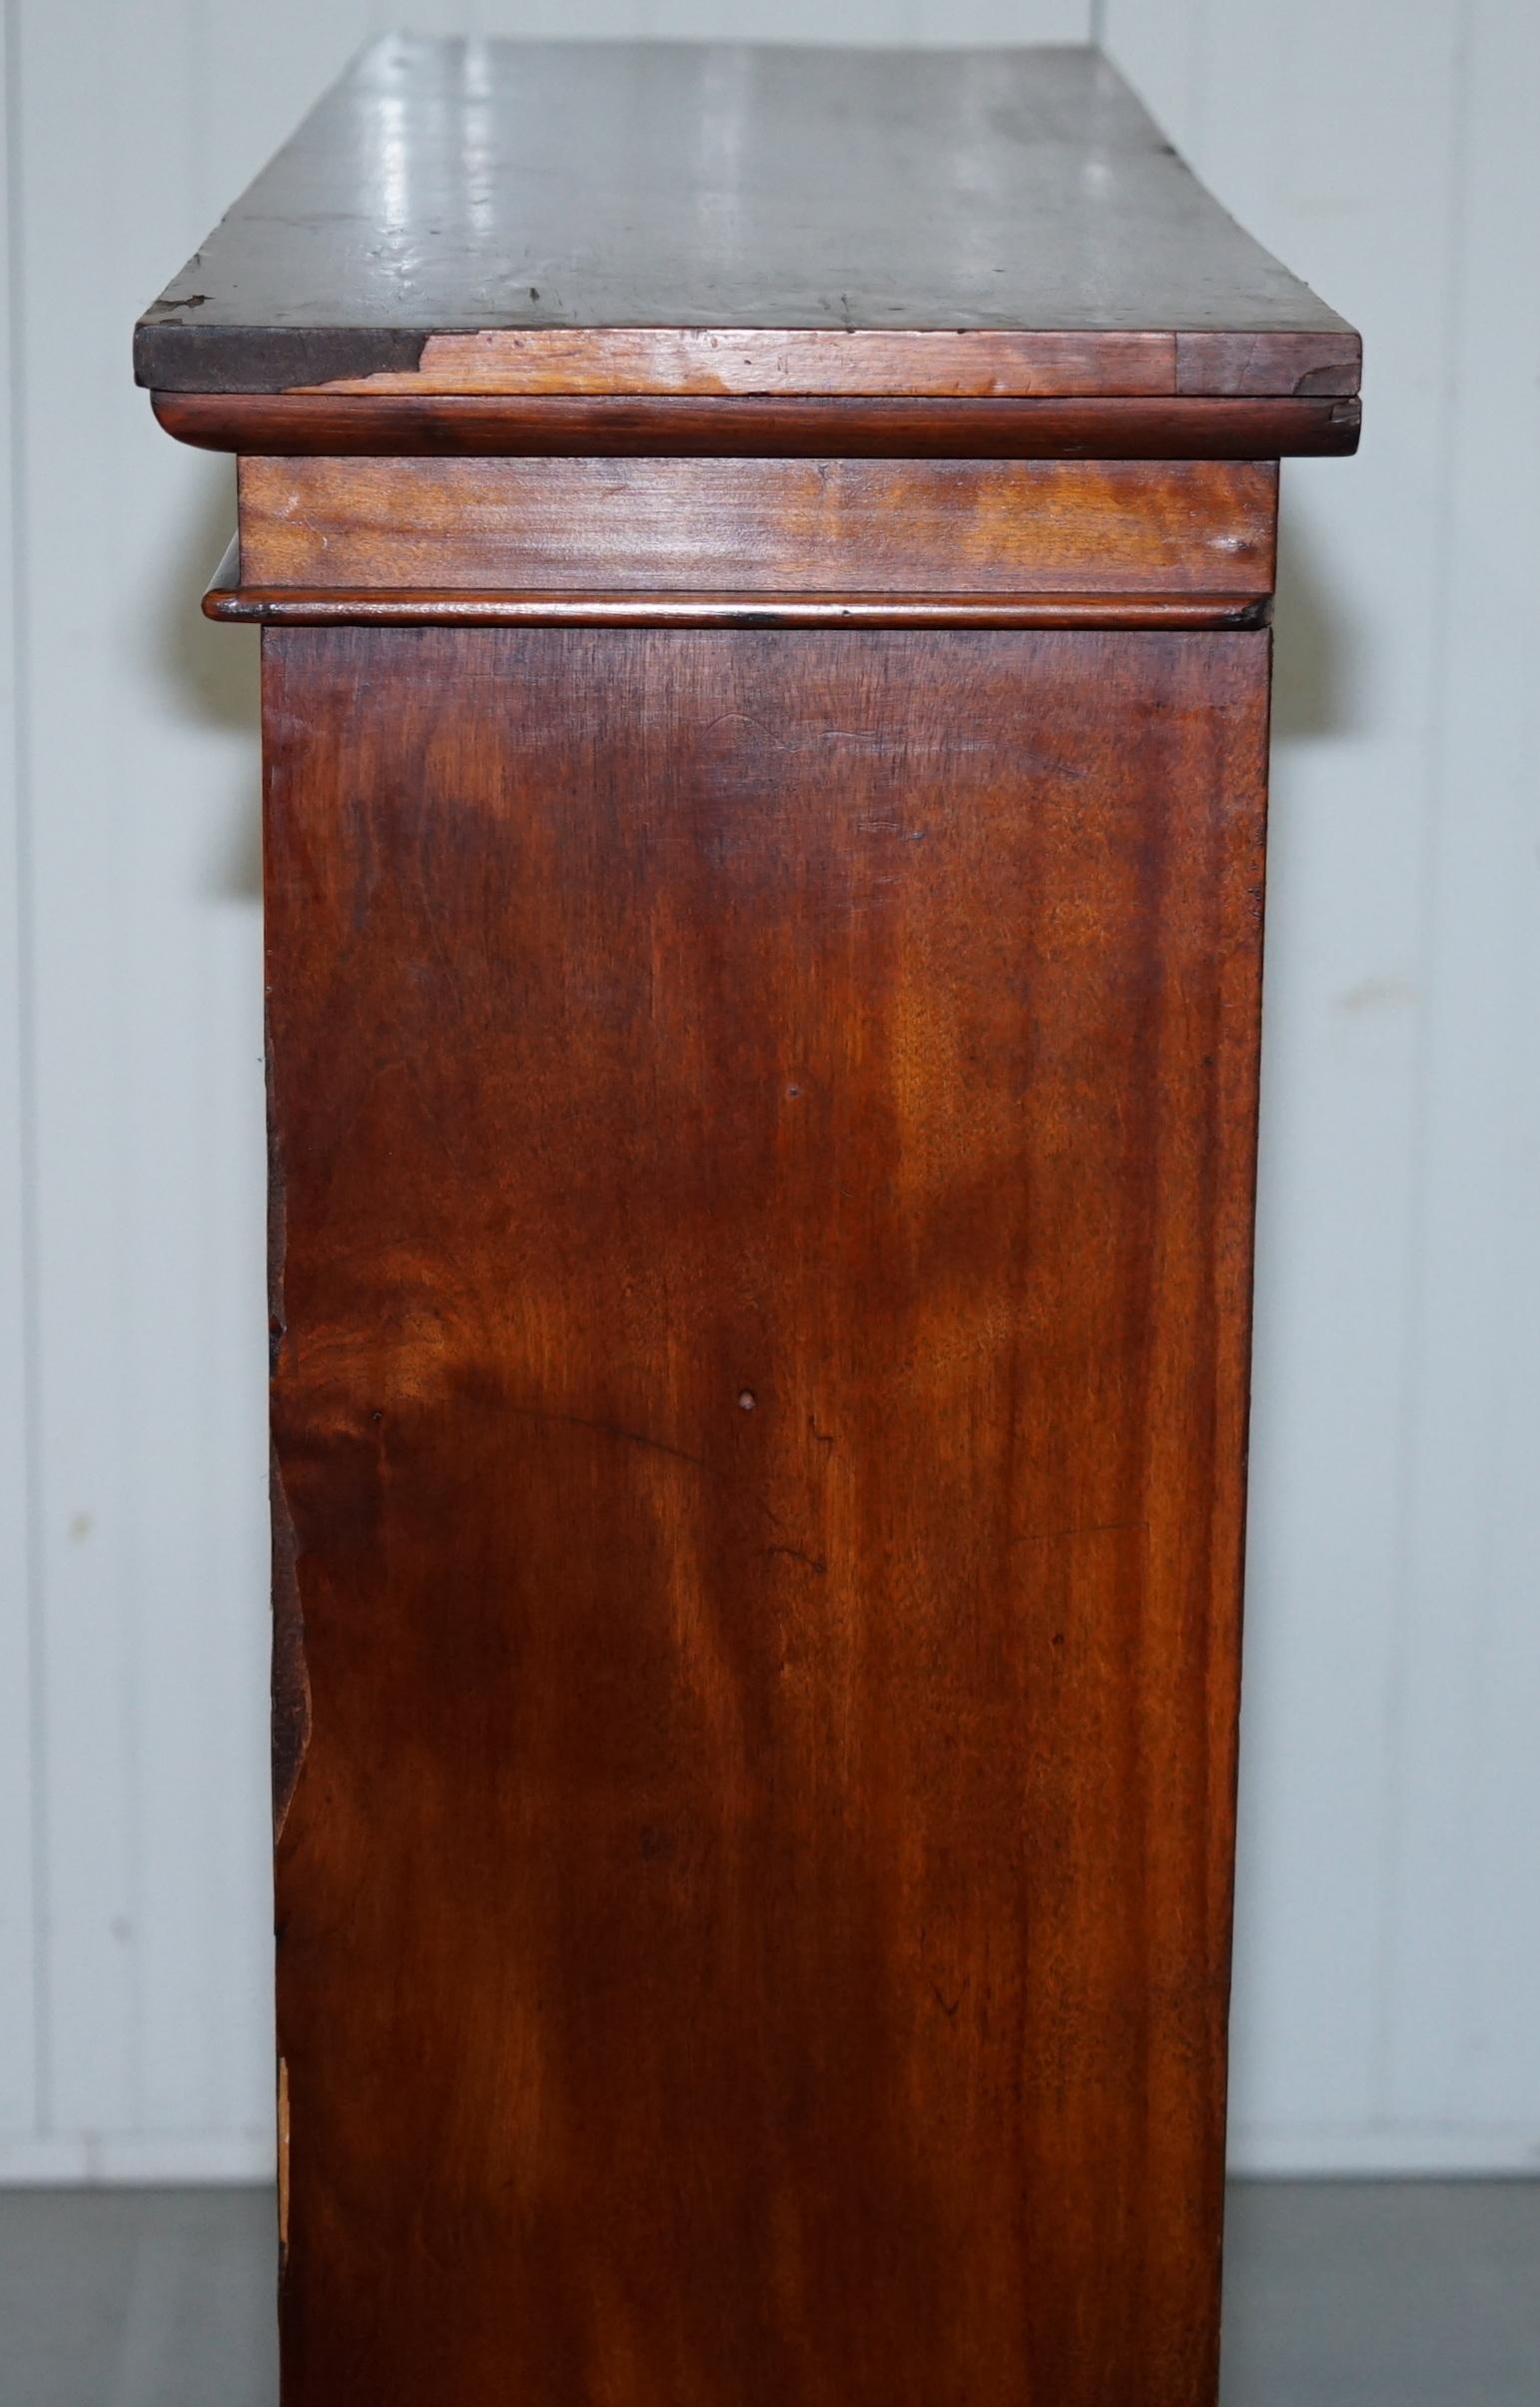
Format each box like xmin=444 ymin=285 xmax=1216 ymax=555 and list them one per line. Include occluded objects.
xmin=2 ymin=0 xmax=1536 ymax=2183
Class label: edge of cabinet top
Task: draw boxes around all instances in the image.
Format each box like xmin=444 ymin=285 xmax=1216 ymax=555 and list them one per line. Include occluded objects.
xmin=134 ymin=35 xmax=1360 ymax=403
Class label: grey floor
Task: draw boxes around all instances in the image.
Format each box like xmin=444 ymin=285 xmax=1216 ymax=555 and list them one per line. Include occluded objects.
xmin=2 ymin=2182 xmax=1537 ymax=2405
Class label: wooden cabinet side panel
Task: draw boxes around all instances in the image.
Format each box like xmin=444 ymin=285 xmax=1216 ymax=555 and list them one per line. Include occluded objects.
xmin=263 ymin=625 xmax=1269 ymax=2407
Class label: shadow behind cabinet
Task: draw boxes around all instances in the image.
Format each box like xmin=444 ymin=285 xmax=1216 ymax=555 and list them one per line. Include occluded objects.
xmin=137 ymin=37 xmax=1360 ymax=2407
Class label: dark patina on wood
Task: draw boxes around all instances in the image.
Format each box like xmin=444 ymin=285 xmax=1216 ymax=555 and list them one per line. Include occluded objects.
xmin=139 ymin=34 xmax=1360 ymax=2407
xmin=136 ymin=36 xmax=1358 ymax=412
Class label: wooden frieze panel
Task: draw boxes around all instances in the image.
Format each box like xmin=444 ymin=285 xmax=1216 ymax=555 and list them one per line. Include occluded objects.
xmin=237 ymin=456 xmax=1278 ymax=599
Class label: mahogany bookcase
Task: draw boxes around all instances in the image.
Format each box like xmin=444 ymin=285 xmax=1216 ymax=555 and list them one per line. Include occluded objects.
xmin=137 ymin=37 xmax=1359 ymax=2406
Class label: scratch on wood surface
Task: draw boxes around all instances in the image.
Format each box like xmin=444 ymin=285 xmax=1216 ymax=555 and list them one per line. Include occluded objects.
xmin=270 ymin=1442 xmax=312 ymax=1844
xmin=277 ymin=2057 xmax=291 ymax=2256
xmin=1011 ymin=1519 xmax=1147 ymax=1547
xmin=502 ymin=1400 xmax=709 ymax=1473
xmin=765 ymin=1543 xmax=827 ymax=1575
xmin=269 ymin=1011 xmax=313 ymax=1845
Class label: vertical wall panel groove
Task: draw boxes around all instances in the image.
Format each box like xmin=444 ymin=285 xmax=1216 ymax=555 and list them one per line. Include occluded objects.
xmin=1381 ymin=0 xmax=1540 ymax=2155
xmin=1109 ymin=0 xmax=1540 ymax=2176
xmin=0 ymin=0 xmax=42 ymax=2142
xmin=1373 ymin=0 xmax=1478 ymax=2131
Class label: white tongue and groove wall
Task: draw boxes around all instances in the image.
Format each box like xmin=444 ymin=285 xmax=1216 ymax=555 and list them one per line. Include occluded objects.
xmin=2 ymin=0 xmax=1536 ymax=2180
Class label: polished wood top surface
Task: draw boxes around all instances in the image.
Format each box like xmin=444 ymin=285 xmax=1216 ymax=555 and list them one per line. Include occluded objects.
xmin=136 ymin=36 xmax=1358 ymax=401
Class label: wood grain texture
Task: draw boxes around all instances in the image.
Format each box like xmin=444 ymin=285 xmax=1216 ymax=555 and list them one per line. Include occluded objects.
xmin=305 ymin=328 xmax=1183 ymax=401
xmin=133 ymin=36 xmax=1358 ymax=401
xmin=265 ymin=622 xmax=1270 ymax=2407
xmin=153 ymin=389 xmax=1363 ymax=460
xmin=236 ymin=456 xmax=1277 ymax=599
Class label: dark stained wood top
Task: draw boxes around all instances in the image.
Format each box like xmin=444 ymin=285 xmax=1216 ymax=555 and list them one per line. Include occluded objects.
xmin=136 ymin=36 xmax=1359 ymax=404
